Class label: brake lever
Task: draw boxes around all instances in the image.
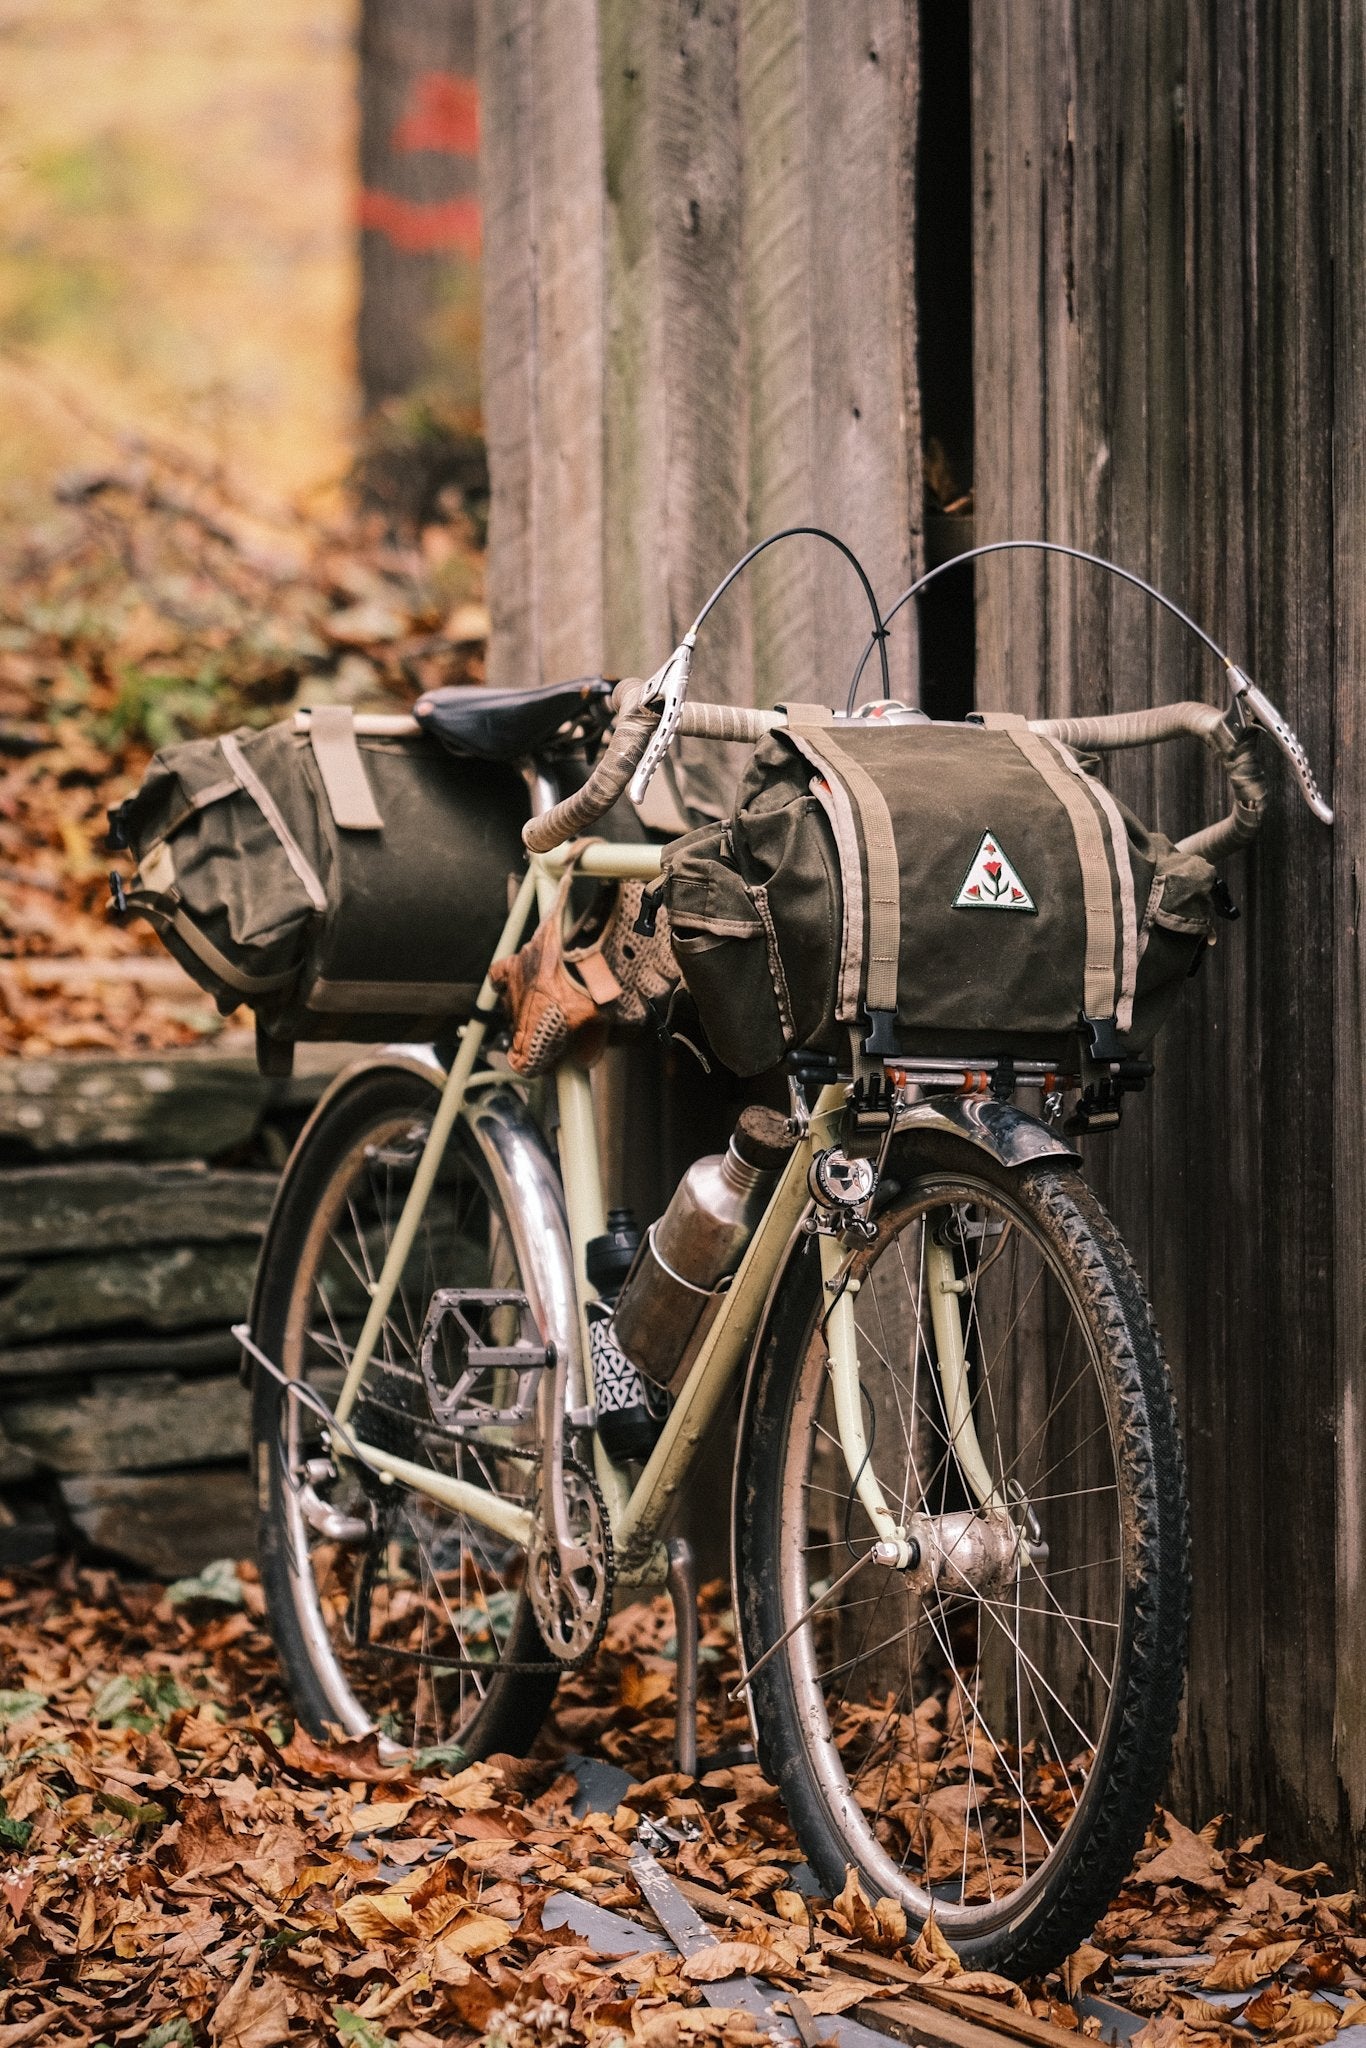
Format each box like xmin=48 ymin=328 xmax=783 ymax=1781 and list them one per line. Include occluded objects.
xmin=1225 ymin=667 xmax=1334 ymax=825
xmin=629 ymin=636 xmax=694 ymax=805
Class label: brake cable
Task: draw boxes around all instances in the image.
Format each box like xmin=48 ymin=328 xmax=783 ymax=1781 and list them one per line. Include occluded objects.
xmin=845 ymin=537 xmax=1240 ymax=716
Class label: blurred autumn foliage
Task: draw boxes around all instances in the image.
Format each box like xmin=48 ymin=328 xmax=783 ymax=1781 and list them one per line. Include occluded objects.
xmin=0 ymin=447 xmax=486 ymax=1054
xmin=0 ymin=0 xmax=359 ymax=519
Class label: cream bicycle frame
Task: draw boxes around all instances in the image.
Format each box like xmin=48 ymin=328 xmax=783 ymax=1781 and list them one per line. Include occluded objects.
xmin=326 ymin=839 xmax=991 ymax=1583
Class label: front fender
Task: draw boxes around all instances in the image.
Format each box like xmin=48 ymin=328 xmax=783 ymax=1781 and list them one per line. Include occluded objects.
xmin=893 ymin=1092 xmax=1079 ymax=1168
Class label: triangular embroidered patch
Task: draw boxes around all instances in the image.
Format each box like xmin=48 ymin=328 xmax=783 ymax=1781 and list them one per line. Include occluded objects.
xmin=954 ymin=831 xmax=1037 ymax=912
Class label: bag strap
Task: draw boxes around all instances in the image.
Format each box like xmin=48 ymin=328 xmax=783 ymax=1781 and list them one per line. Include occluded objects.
xmin=127 ymin=894 xmax=297 ymax=996
xmin=220 ymin=733 xmax=328 ymax=913
xmin=788 ymin=723 xmax=902 ymax=1049
xmin=308 ymin=705 xmax=384 ymax=831
xmin=983 ymin=719 xmax=1127 ymax=1032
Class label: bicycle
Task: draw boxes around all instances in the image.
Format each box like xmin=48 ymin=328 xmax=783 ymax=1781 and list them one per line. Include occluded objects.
xmin=240 ymin=557 xmax=1330 ymax=1975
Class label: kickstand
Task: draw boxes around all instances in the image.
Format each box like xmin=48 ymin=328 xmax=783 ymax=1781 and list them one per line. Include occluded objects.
xmin=666 ymin=1535 xmax=699 ymax=1778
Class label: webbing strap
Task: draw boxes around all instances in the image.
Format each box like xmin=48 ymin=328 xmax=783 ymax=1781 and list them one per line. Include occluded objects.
xmin=776 ymin=702 xmax=835 ymax=726
xmin=1000 ymin=726 xmax=1119 ymax=1025
xmin=1059 ymin=754 xmax=1139 ymax=1034
xmin=794 ymin=727 xmax=901 ymax=1018
xmin=309 ymin=705 xmax=384 ymax=831
xmin=220 ymin=733 xmax=328 ymax=914
xmin=159 ymin=906 xmax=295 ymax=995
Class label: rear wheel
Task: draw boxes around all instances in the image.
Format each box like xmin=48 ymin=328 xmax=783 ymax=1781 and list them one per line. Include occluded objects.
xmin=252 ymin=1066 xmax=559 ymax=1762
xmin=739 ymin=1136 xmax=1189 ymax=1975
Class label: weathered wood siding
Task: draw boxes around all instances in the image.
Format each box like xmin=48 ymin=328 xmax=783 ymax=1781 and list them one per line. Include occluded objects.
xmin=478 ymin=0 xmax=922 ymax=790
xmin=973 ymin=0 xmax=1363 ymax=1874
xmin=478 ymin=0 xmax=1363 ymax=1872
xmin=478 ymin=0 xmax=606 ymax=690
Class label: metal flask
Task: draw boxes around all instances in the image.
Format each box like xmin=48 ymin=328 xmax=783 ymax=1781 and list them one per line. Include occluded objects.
xmin=610 ymin=1106 xmax=795 ymax=1393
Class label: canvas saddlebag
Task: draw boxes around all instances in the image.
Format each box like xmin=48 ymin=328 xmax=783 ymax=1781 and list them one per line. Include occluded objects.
xmin=113 ymin=707 xmax=527 ymax=1068
xmin=657 ymin=707 xmax=1219 ymax=1079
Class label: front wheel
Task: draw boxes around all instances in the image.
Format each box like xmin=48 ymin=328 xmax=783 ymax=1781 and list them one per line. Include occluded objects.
xmin=738 ymin=1137 xmax=1189 ymax=1976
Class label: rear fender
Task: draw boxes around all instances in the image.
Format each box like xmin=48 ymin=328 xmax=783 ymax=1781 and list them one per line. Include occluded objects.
xmin=245 ymin=1048 xmax=580 ymax=1404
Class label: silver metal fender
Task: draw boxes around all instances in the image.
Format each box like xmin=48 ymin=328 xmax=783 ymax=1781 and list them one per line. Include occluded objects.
xmin=892 ymin=1092 xmax=1080 ymax=1167
xmin=247 ymin=1048 xmax=581 ymax=1407
xmin=726 ymin=1090 xmax=1077 ymax=1744
xmin=465 ymin=1086 xmax=583 ymax=1412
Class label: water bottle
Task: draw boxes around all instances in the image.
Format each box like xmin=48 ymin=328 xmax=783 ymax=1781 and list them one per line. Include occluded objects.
xmin=610 ymin=1106 xmax=795 ymax=1393
xmin=585 ymin=1208 xmax=669 ymax=1461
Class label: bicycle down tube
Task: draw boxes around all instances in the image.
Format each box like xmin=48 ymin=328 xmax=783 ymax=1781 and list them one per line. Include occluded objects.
xmin=321 ymin=839 xmax=950 ymax=1584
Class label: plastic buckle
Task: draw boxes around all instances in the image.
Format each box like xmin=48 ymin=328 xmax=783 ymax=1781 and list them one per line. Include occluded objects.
xmin=633 ymin=883 xmax=663 ymax=937
xmin=1062 ymin=1058 xmax=1152 ymax=1137
xmin=107 ymin=872 xmax=129 ymax=920
xmin=848 ymin=1069 xmax=896 ymax=1152
xmin=861 ymin=1008 xmax=899 ymax=1057
xmin=1081 ymin=1015 xmax=1124 ymax=1063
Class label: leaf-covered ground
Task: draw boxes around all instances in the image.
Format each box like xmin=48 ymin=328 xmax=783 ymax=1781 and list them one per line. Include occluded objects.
xmin=0 ymin=454 xmax=485 ymax=1055
xmin=1 ymin=1561 xmax=1362 ymax=2048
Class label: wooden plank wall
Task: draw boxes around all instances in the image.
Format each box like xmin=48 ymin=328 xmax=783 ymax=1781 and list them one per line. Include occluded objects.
xmin=478 ymin=0 xmax=1363 ymax=1873
xmin=972 ymin=0 xmax=1363 ymax=1874
xmin=478 ymin=0 xmax=922 ymax=793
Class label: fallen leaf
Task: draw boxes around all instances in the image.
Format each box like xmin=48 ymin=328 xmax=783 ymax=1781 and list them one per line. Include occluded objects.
xmin=1062 ymin=1943 xmax=1112 ymax=1999
xmin=337 ymin=1892 xmax=417 ymax=1943
xmin=432 ymin=1911 xmax=511 ymax=1960
xmin=1139 ymin=1814 xmax=1228 ymax=1890
xmin=682 ymin=1939 xmax=803 ymax=1983
xmin=1203 ymin=1938 xmax=1303 ymax=1989
xmin=954 ymin=1970 xmax=1032 ymax=2009
xmin=909 ymin=1910 xmax=962 ymax=1975
xmin=209 ymin=1943 xmax=291 ymax=2048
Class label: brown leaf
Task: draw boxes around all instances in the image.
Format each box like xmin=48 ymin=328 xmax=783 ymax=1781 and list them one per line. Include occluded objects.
xmin=831 ymin=1866 xmax=880 ymax=1943
xmin=909 ymin=1909 xmax=962 ymax=1976
xmin=1268 ymin=1994 xmax=1343 ymax=2045
xmin=682 ymin=1939 xmax=802 ymax=1983
xmin=432 ymin=1910 xmax=512 ymax=1959
xmin=347 ymin=1796 xmax=421 ymax=1836
xmin=208 ymin=1943 xmax=291 ymax=2048
xmin=1061 ymin=1943 xmax=1112 ymax=2000
xmin=954 ymin=1970 xmax=1031 ymax=2009
xmin=337 ymin=1891 xmax=417 ymax=1943
xmin=787 ymin=1975 xmax=897 ymax=2017
xmin=278 ymin=1724 xmax=403 ymax=1783
xmin=1203 ymin=1938 xmax=1303 ymax=1990
xmin=1139 ymin=1814 xmax=1228 ymax=1891
xmin=0 ymin=2014 xmax=67 ymax=2048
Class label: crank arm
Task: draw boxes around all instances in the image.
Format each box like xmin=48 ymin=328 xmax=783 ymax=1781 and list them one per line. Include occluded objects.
xmin=538 ymin=1325 xmax=590 ymax=1569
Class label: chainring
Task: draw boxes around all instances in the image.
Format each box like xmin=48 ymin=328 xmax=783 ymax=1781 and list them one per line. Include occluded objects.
xmin=527 ymin=1456 xmax=614 ymax=1666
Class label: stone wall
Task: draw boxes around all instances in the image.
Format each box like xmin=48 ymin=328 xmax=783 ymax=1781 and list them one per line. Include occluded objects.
xmin=0 ymin=1046 xmax=346 ymax=1574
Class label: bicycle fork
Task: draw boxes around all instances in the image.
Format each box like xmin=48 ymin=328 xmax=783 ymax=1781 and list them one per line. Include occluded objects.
xmin=818 ymin=1222 xmax=1026 ymax=1594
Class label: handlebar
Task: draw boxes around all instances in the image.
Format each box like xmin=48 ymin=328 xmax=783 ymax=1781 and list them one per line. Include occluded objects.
xmin=521 ymin=672 xmax=1331 ymax=860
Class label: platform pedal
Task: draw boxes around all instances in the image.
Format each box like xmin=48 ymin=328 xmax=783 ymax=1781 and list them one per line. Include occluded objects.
xmin=418 ymin=1287 xmax=555 ymax=1434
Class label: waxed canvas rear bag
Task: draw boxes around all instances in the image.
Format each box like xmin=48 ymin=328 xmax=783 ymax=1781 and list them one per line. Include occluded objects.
xmin=114 ymin=707 xmax=526 ymax=1065
xmin=658 ymin=708 xmax=1219 ymax=1079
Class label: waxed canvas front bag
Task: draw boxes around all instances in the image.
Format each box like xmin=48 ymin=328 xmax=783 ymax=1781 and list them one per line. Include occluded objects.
xmin=658 ymin=711 xmax=1219 ymax=1079
xmin=116 ymin=709 xmax=527 ymax=1067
